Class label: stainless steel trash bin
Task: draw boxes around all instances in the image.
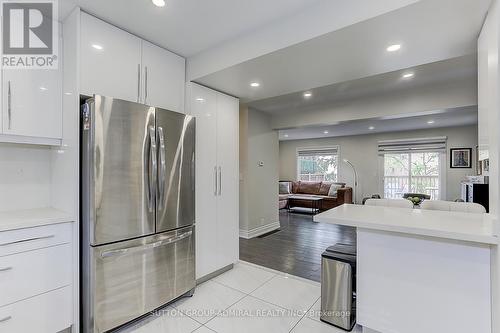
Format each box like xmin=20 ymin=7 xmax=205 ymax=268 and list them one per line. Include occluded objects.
xmin=321 ymin=244 xmax=356 ymax=331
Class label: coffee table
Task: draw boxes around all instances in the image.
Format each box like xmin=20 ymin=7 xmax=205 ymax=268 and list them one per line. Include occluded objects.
xmin=287 ymin=195 xmax=324 ymax=215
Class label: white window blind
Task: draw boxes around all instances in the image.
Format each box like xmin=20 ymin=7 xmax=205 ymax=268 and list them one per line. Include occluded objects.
xmin=297 ymin=147 xmax=339 ymax=157
xmin=378 ymin=137 xmax=447 ymax=154
xmin=379 ymin=137 xmax=447 ymax=200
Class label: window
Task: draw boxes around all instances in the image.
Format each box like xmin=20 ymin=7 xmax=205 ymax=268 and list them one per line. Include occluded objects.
xmin=297 ymin=147 xmax=338 ymax=182
xmin=379 ymin=137 xmax=446 ymax=200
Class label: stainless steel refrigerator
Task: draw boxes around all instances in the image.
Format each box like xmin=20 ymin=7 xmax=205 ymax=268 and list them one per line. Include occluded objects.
xmin=80 ymin=95 xmax=196 ymax=333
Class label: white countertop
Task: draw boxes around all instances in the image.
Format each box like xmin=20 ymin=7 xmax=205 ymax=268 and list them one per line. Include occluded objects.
xmin=0 ymin=207 xmax=74 ymax=232
xmin=314 ymin=204 xmax=498 ymax=245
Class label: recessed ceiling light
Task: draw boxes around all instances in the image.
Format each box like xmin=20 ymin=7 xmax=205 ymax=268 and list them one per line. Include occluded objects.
xmin=284 ymin=134 xmax=289 ymax=138
xmin=323 ymin=130 xmax=329 ymax=134
xmin=64 ymin=92 xmax=72 ymax=96
xmin=92 ymin=44 xmax=103 ymax=50
xmin=152 ymin=0 xmax=166 ymax=7
xmin=368 ymin=126 xmax=375 ymax=130
xmin=303 ymin=92 xmax=313 ymax=98
xmin=250 ymin=82 xmax=260 ymax=88
xmin=387 ymin=44 xmax=401 ymax=52
xmin=427 ymin=120 xmax=435 ymax=124
xmin=402 ymin=72 xmax=414 ymax=79
xmin=195 ymin=97 xmax=205 ymax=102
xmin=39 ymin=86 xmax=47 ymax=91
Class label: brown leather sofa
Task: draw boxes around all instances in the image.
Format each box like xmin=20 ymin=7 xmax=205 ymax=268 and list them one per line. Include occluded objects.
xmin=279 ymin=181 xmax=353 ymax=211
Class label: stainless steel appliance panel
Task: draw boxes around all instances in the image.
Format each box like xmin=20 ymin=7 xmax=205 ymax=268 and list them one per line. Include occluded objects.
xmin=89 ymin=226 xmax=195 ymax=333
xmin=155 ymin=109 xmax=195 ymax=233
xmin=82 ymin=95 xmax=156 ymax=246
xmin=321 ymin=255 xmax=355 ymax=330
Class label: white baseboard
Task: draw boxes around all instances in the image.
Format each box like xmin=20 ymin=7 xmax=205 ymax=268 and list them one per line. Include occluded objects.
xmin=239 ymin=221 xmax=280 ymax=239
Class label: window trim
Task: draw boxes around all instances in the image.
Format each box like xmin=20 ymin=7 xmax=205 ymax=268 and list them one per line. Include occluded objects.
xmin=295 ymin=145 xmax=341 ymax=182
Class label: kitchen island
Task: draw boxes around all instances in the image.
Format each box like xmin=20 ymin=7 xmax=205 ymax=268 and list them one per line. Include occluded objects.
xmin=314 ymin=204 xmax=499 ymax=333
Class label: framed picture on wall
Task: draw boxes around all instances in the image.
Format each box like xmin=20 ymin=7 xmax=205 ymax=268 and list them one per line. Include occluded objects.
xmin=450 ymin=148 xmax=473 ymax=168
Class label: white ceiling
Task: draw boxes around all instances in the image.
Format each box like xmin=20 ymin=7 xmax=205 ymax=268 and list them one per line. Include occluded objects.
xmin=60 ymin=0 xmax=323 ymax=57
xmin=279 ymin=106 xmax=478 ymax=141
xmin=249 ymin=55 xmax=477 ymax=115
xmin=196 ymin=0 xmax=489 ymax=102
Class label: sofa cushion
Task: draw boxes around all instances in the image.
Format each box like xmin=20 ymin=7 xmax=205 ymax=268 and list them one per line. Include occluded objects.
xmin=279 ymin=182 xmax=291 ymax=194
xmin=298 ymin=181 xmax=322 ymax=194
xmin=319 ymin=182 xmax=332 ymax=195
xmin=328 ymin=183 xmax=343 ymax=197
xmin=291 ymin=181 xmax=300 ymax=194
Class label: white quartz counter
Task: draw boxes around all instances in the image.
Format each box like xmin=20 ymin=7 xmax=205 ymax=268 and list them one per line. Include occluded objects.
xmin=314 ymin=204 xmax=498 ymax=245
xmin=0 ymin=207 xmax=74 ymax=232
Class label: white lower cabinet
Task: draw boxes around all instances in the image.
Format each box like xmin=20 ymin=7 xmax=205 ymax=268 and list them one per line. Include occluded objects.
xmin=0 ymin=222 xmax=73 ymax=332
xmin=0 ymin=286 xmax=72 ymax=333
xmin=188 ymin=83 xmax=239 ymax=279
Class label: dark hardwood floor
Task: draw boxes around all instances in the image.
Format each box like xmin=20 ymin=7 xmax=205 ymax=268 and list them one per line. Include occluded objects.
xmin=239 ymin=210 xmax=356 ymax=282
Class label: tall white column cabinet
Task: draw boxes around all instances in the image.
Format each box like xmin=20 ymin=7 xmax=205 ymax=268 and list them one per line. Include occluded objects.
xmin=188 ymin=83 xmax=239 ymax=279
xmin=80 ymin=12 xmax=185 ymax=113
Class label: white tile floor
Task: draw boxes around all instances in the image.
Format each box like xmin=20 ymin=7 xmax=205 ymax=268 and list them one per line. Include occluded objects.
xmin=120 ymin=261 xmax=361 ymax=333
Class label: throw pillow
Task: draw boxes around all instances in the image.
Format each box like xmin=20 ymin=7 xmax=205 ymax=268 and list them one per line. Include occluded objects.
xmin=328 ymin=184 xmax=343 ymax=197
xmin=279 ymin=182 xmax=290 ymax=194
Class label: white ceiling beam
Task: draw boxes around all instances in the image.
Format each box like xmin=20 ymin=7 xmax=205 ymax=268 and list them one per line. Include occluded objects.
xmin=187 ymin=0 xmax=420 ymax=81
xmin=270 ymin=79 xmax=477 ymax=129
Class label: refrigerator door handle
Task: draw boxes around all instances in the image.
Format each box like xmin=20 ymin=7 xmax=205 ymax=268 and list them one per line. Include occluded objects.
xmin=218 ymin=166 xmax=222 ymax=196
xmin=148 ymin=126 xmax=157 ymax=212
xmin=214 ymin=166 xmax=217 ymax=196
xmin=157 ymin=126 xmax=166 ymax=210
xmin=100 ymin=230 xmax=193 ymax=259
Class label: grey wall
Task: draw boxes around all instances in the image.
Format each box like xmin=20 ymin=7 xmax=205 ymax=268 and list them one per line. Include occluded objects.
xmin=240 ymin=107 xmax=280 ymax=236
xmin=279 ymin=125 xmax=478 ymax=201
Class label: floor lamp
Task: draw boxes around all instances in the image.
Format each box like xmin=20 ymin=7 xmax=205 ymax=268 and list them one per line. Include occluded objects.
xmin=343 ymin=159 xmax=358 ymax=204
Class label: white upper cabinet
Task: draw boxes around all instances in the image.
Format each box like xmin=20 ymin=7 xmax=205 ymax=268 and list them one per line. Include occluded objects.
xmin=80 ymin=13 xmax=186 ymax=113
xmin=0 ymin=23 xmax=62 ymax=144
xmin=2 ymin=66 xmax=62 ymax=140
xmin=80 ymin=13 xmax=142 ymax=102
xmin=142 ymin=41 xmax=185 ymax=112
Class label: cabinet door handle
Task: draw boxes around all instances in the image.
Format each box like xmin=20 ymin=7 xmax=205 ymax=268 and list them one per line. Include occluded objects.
xmin=214 ymin=166 xmax=217 ymax=196
xmin=218 ymin=166 xmax=222 ymax=196
xmin=144 ymin=66 xmax=148 ymax=104
xmin=0 ymin=234 xmax=54 ymax=247
xmin=0 ymin=316 xmax=12 ymax=323
xmin=0 ymin=267 xmax=12 ymax=272
xmin=137 ymin=64 xmax=141 ymax=103
xmin=7 ymin=80 xmax=12 ymax=130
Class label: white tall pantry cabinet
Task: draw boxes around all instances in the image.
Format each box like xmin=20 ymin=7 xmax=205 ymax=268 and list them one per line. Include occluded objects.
xmin=188 ymin=83 xmax=239 ymax=279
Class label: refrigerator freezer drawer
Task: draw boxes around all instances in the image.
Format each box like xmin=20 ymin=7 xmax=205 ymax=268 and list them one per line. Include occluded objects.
xmin=84 ymin=226 xmax=195 ymax=333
